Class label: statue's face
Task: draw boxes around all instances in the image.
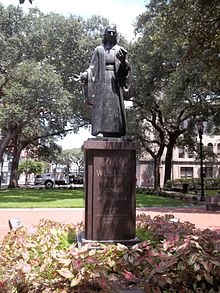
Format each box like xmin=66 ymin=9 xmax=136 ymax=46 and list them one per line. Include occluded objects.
xmin=105 ymin=29 xmax=117 ymax=44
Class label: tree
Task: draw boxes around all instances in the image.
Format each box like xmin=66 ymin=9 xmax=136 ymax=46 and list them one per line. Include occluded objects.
xmin=127 ymin=104 xmax=166 ymax=191
xmin=55 ymin=148 xmax=84 ymax=177
xmin=70 ymin=149 xmax=84 ymax=174
xmin=0 ymin=60 xmax=72 ymax=187
xmin=0 ymin=5 xmax=110 ymax=186
xmin=129 ymin=0 xmax=220 ymax=188
xmin=37 ymin=140 xmax=62 ymax=164
xmin=18 ymin=159 xmax=44 ymax=177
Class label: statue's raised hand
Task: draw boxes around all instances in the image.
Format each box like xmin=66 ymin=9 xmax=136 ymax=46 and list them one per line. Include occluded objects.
xmin=116 ymin=48 xmax=127 ymax=65
xmin=73 ymin=72 xmax=88 ymax=82
xmin=73 ymin=73 xmax=81 ymax=82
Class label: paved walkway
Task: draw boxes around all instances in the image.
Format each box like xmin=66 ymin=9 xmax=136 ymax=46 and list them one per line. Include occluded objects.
xmin=0 ymin=206 xmax=219 ymax=241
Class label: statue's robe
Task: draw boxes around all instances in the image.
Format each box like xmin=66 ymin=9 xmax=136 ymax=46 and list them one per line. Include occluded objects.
xmin=84 ymin=44 xmax=132 ymax=137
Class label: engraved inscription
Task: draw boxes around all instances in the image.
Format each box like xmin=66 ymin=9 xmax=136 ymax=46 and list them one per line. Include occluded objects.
xmin=105 ymin=157 xmax=129 ymax=169
xmin=96 ymin=169 xmax=127 ymax=177
xmin=95 ymin=155 xmax=130 ymax=202
xmin=95 ymin=213 xmax=130 ymax=225
xmin=95 ymin=157 xmax=130 ymax=177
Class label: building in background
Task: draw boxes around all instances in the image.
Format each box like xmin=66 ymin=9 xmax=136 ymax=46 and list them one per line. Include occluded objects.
xmin=136 ymin=134 xmax=220 ymax=188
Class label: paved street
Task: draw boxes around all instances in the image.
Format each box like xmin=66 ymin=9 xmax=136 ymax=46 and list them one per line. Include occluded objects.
xmin=0 ymin=206 xmax=219 ymax=241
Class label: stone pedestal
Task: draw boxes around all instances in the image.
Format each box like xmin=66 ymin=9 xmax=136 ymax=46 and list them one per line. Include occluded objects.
xmin=83 ymin=138 xmax=137 ymax=241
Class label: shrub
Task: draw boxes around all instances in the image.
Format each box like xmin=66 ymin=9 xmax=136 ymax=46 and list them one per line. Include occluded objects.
xmin=0 ymin=216 xmax=219 ymax=292
xmin=164 ymin=177 xmax=220 ymax=191
xmin=136 ymin=187 xmax=157 ymax=195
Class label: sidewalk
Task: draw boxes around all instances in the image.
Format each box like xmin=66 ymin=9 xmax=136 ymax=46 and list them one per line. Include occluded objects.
xmin=0 ymin=206 xmax=219 ymax=241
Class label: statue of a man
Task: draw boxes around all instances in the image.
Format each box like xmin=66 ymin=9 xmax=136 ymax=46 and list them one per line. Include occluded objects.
xmin=74 ymin=25 xmax=132 ymax=137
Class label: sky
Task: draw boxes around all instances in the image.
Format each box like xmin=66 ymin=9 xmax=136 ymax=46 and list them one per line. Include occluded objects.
xmin=1 ymin=0 xmax=148 ymax=149
xmin=1 ymin=0 xmax=147 ymax=40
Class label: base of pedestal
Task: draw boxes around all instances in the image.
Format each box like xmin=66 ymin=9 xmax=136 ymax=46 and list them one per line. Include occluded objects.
xmin=77 ymin=231 xmax=140 ymax=249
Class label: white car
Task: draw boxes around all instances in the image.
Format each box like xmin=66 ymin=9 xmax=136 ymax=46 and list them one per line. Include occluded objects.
xmin=34 ymin=173 xmax=83 ymax=188
xmin=34 ymin=173 xmax=65 ymax=189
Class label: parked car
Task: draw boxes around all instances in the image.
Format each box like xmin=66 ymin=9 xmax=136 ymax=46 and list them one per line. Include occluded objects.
xmin=34 ymin=173 xmax=65 ymax=189
xmin=70 ymin=174 xmax=83 ymax=184
xmin=34 ymin=173 xmax=83 ymax=189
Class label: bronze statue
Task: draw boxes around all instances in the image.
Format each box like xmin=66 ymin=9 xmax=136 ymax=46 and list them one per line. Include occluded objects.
xmin=74 ymin=25 xmax=132 ymax=137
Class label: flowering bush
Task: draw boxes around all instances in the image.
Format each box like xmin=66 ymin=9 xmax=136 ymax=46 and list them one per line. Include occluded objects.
xmin=0 ymin=216 xmax=219 ymax=292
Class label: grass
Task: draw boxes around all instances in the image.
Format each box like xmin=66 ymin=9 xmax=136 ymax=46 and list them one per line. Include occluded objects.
xmin=0 ymin=188 xmax=84 ymax=208
xmin=0 ymin=187 xmax=193 ymax=208
xmin=136 ymin=193 xmax=191 ymax=207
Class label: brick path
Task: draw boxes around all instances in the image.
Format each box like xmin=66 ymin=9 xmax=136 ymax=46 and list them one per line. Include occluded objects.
xmin=0 ymin=206 xmax=219 ymax=241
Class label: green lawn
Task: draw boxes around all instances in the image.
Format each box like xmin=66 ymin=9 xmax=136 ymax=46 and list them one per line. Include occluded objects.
xmin=0 ymin=188 xmax=84 ymax=208
xmin=0 ymin=188 xmax=193 ymax=208
xmin=136 ymin=193 xmax=191 ymax=207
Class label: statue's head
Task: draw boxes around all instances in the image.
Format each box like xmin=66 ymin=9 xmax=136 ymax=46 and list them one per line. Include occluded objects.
xmin=102 ymin=24 xmax=117 ymax=45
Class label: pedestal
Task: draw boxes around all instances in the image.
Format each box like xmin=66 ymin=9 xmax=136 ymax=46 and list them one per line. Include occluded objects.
xmin=83 ymin=138 xmax=137 ymax=241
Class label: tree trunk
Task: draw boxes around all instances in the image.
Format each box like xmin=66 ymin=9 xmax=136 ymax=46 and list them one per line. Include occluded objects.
xmin=163 ymin=128 xmax=185 ymax=186
xmin=8 ymin=138 xmax=21 ymax=188
xmin=9 ymin=156 xmax=20 ymax=188
xmin=0 ymin=130 xmax=13 ymax=173
xmin=164 ymin=141 xmax=175 ymax=185
xmin=154 ymin=157 xmax=161 ymax=192
xmin=66 ymin=162 xmax=70 ymax=184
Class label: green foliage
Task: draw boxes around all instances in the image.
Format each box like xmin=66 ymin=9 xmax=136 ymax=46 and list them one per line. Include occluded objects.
xmin=0 ymin=4 xmax=113 ymax=188
xmin=18 ymin=159 xmax=44 ymax=175
xmin=136 ymin=226 xmax=159 ymax=245
xmin=56 ymin=148 xmax=84 ymax=174
xmin=164 ymin=177 xmax=220 ymax=191
xmin=0 ymin=4 xmax=110 ymax=168
xmin=2 ymin=60 xmax=72 ymax=128
xmin=129 ymin=0 xmax=220 ymax=187
xmin=136 ymin=187 xmax=157 ymax=195
xmin=36 ymin=140 xmax=62 ymax=164
xmin=0 ymin=215 xmax=219 ymax=292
